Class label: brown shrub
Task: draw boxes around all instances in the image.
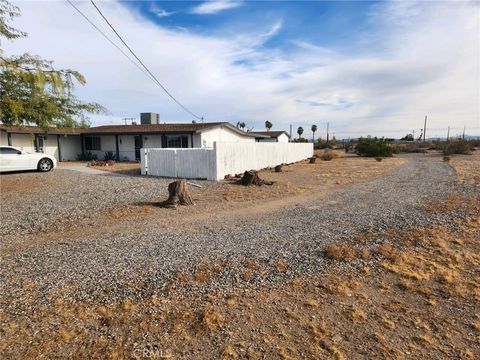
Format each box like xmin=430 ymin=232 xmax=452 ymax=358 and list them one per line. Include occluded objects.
xmin=326 ymin=243 xmax=357 ymax=261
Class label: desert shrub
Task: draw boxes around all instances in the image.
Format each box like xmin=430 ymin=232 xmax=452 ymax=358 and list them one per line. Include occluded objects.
xmin=442 ymin=140 xmax=473 ymax=155
xmin=321 ymin=151 xmax=333 ymax=161
xmin=76 ymin=152 xmax=97 ymax=161
xmin=355 ymin=136 xmax=393 ymax=157
xmin=375 ymin=157 xmax=383 ymax=162
xmin=103 ymin=151 xmax=116 ymax=161
xmin=443 ymin=156 xmax=450 ymax=162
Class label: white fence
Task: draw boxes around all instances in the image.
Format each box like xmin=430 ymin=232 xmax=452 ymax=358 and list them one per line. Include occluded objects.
xmin=141 ymin=142 xmax=313 ymax=181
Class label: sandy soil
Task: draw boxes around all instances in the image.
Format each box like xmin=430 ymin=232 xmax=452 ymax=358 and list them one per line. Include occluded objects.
xmin=2 ymin=192 xmax=478 ymax=359
xmin=449 ymin=150 xmax=480 ymax=187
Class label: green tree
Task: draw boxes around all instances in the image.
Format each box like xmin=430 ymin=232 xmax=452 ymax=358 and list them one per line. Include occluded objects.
xmin=297 ymin=126 xmax=304 ymax=139
xmin=265 ymin=120 xmax=272 ymax=131
xmin=0 ymin=0 xmax=105 ymax=128
xmin=401 ymin=133 xmax=414 ymax=141
xmin=311 ymin=124 xmax=317 ymax=142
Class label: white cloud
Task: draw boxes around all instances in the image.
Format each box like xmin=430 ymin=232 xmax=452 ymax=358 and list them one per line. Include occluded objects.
xmin=191 ymin=0 xmax=242 ymax=15
xmin=154 ymin=9 xmax=174 ymax=18
xmin=3 ymin=0 xmax=479 ymax=138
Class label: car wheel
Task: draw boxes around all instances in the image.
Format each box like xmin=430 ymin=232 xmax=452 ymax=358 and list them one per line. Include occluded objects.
xmin=38 ymin=158 xmax=53 ymax=172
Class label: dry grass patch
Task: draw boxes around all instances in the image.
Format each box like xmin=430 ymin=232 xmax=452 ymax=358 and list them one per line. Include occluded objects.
xmin=326 ymin=243 xmax=357 ymax=261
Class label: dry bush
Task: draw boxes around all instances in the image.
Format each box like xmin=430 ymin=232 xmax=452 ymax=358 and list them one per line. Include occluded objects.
xmin=326 ymin=243 xmax=357 ymax=261
xmin=277 ymin=259 xmax=288 ymax=273
xmin=201 ymin=303 xmax=225 ymax=332
xmin=315 ymin=149 xmax=344 ymax=161
xmin=376 ymin=244 xmax=401 ymax=262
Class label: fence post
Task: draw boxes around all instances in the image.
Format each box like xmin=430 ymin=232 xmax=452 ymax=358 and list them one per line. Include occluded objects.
xmin=211 ymin=142 xmax=218 ymax=181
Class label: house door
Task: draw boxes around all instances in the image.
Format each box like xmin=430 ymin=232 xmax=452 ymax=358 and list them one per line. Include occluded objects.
xmin=134 ymin=135 xmax=143 ymax=161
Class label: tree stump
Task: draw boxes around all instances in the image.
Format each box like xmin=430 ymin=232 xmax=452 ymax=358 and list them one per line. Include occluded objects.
xmin=166 ymin=179 xmax=194 ymax=208
xmin=275 ymin=164 xmax=283 ymax=173
xmin=309 ymin=157 xmax=317 ymax=164
xmin=239 ymin=170 xmax=274 ymax=186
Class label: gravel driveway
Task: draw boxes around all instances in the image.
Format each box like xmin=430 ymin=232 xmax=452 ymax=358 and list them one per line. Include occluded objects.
xmin=1 ymin=155 xmax=477 ymax=304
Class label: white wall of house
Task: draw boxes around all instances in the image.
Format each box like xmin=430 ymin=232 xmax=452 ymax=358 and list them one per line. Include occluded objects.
xmin=196 ymin=127 xmax=255 ymax=148
xmin=58 ymin=135 xmax=81 ymax=161
xmin=143 ymin=134 xmax=163 ymax=149
xmin=277 ymin=133 xmax=290 ymax=143
xmin=42 ymin=135 xmax=59 ymax=159
xmin=10 ymin=133 xmax=35 ymax=152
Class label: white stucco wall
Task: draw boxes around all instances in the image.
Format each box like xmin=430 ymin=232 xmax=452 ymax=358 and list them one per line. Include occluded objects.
xmin=59 ymin=135 xmax=81 ymax=161
xmin=42 ymin=135 xmax=59 ymax=159
xmin=197 ymin=127 xmax=255 ymax=148
xmin=143 ymin=134 xmax=163 ymax=149
xmin=10 ymin=133 xmax=35 ymax=152
xmin=277 ymin=133 xmax=290 ymax=143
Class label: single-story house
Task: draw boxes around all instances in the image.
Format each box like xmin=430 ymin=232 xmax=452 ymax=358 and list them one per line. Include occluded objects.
xmin=79 ymin=122 xmax=262 ymax=161
xmin=0 ymin=118 xmax=280 ymax=161
xmin=249 ymin=131 xmax=290 ymax=143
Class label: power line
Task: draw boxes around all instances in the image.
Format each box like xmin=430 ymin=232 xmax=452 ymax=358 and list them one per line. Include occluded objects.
xmin=89 ymin=0 xmax=203 ymax=120
xmin=65 ymin=0 xmax=155 ymax=83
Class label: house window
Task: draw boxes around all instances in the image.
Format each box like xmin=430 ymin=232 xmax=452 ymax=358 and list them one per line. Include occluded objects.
xmin=35 ymin=135 xmax=45 ymax=153
xmin=85 ymin=136 xmax=101 ymax=151
xmin=166 ymin=135 xmax=189 ymax=148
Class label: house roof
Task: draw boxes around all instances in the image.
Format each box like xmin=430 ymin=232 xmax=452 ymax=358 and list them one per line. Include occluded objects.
xmin=0 ymin=125 xmax=82 ymax=134
xmin=0 ymin=122 xmax=262 ymax=137
xmin=249 ymin=131 xmax=289 ymax=138
xmin=80 ymin=122 xmax=225 ymax=134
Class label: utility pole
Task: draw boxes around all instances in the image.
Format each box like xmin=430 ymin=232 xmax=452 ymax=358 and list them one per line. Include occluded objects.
xmin=326 ymin=122 xmax=330 ymax=143
xmin=413 ymin=130 xmax=415 ymax=142
xmin=446 ymin=126 xmax=450 ymax=141
xmin=423 ymin=115 xmax=427 ymax=142
xmin=289 ymin=124 xmax=293 ymax=142
xmin=462 ymin=125 xmax=466 ymax=140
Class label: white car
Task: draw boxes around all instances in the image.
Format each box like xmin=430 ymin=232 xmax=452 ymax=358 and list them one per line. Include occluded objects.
xmin=0 ymin=146 xmax=57 ymax=173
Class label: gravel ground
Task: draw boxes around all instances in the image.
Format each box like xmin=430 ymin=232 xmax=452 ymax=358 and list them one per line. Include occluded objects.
xmin=1 ymin=155 xmax=478 ymax=305
xmin=0 ymin=169 xmax=208 ymax=236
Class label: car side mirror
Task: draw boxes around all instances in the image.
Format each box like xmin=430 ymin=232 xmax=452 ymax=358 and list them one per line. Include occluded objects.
xmin=17 ymin=151 xmax=22 ymax=155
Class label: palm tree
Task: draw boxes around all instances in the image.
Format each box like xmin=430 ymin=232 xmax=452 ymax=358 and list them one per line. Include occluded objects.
xmin=297 ymin=126 xmax=304 ymax=139
xmin=311 ymin=124 xmax=317 ymax=142
xmin=265 ymin=120 xmax=272 ymax=131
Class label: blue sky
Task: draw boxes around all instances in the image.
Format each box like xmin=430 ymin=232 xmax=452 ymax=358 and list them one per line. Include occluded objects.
xmin=126 ymin=1 xmax=376 ymax=52
xmin=3 ymin=0 xmax=479 ymax=138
